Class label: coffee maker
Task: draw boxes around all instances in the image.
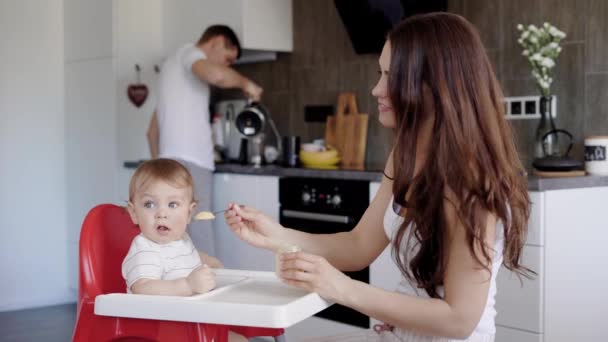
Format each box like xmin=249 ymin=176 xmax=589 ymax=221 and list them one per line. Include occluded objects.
xmin=234 ymin=101 xmax=282 ymax=167
xmin=212 ymin=99 xmax=248 ymax=162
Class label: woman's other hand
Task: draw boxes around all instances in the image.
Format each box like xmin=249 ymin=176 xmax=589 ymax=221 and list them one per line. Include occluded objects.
xmin=186 ymin=265 xmax=216 ymax=294
xmin=224 ymin=203 xmax=285 ymax=251
xmin=278 ymin=251 xmax=355 ymax=304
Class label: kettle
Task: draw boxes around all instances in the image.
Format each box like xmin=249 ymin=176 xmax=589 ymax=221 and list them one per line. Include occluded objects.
xmin=532 ymin=129 xmax=583 ymax=172
xmin=235 ymin=101 xmax=282 ymax=161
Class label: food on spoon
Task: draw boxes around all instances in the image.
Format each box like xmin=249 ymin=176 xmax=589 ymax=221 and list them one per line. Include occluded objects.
xmin=194 ymin=211 xmax=215 ymax=220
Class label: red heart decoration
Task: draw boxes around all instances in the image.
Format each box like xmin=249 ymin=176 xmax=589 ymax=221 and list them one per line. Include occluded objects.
xmin=127 ymin=84 xmax=149 ymax=108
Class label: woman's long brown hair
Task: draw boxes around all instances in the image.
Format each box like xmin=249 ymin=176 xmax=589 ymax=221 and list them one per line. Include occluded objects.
xmin=387 ymin=13 xmax=531 ymax=298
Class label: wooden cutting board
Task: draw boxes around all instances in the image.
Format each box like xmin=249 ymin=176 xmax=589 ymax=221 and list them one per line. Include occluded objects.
xmin=533 ymin=169 xmax=586 ymax=178
xmin=325 ymin=93 xmax=368 ymax=168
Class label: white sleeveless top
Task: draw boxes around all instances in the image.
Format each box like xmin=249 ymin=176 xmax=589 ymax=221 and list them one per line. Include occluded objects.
xmin=382 ymin=198 xmax=502 ymax=341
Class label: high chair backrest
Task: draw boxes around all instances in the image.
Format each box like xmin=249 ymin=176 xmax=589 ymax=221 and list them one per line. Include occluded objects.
xmin=79 ymin=204 xmax=139 ymax=301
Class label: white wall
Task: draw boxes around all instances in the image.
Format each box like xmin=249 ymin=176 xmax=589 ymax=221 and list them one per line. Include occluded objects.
xmin=0 ymin=0 xmax=72 ymax=310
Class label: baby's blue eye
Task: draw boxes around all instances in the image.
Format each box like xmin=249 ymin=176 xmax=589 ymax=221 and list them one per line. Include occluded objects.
xmin=144 ymin=201 xmax=155 ymax=209
xmin=168 ymin=201 xmax=179 ymax=209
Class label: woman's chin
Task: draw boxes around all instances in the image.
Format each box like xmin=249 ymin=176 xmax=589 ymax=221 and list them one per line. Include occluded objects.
xmin=378 ymin=112 xmax=396 ymax=128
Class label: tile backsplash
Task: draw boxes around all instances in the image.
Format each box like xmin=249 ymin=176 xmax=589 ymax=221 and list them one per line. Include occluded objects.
xmin=219 ymin=0 xmax=608 ymax=169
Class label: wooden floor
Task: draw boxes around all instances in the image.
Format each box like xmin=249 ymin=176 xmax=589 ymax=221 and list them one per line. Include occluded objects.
xmin=0 ymin=303 xmax=76 ymax=342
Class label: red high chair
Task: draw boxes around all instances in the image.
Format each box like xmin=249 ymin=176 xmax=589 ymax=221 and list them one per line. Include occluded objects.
xmin=72 ymin=204 xmax=285 ymax=342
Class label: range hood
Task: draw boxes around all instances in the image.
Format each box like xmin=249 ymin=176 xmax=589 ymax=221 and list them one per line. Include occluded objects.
xmin=334 ymin=0 xmax=448 ymax=54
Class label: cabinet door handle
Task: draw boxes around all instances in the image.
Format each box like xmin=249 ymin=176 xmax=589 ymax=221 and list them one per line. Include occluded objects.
xmin=282 ymin=210 xmax=352 ymax=224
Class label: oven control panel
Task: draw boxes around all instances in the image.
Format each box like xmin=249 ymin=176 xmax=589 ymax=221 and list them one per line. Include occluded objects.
xmin=301 ymin=185 xmax=342 ymax=207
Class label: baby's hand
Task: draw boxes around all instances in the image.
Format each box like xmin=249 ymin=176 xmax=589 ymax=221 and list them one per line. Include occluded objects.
xmin=186 ymin=265 xmax=216 ymax=294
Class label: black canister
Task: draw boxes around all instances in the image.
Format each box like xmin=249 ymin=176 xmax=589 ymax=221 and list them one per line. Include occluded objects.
xmin=238 ymin=138 xmax=249 ymax=165
xmin=282 ymin=136 xmax=300 ymax=167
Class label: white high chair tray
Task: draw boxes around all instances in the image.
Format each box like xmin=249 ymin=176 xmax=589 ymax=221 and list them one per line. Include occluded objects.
xmin=94 ymin=269 xmax=332 ymax=328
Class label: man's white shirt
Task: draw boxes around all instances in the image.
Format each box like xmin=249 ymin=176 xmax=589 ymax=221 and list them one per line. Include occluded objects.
xmin=157 ymin=44 xmax=214 ymax=170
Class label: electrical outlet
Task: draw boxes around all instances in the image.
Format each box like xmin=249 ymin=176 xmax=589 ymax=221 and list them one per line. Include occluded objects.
xmin=504 ymin=96 xmax=557 ymax=120
xmin=525 ymin=100 xmax=537 ymax=115
xmin=510 ymin=101 xmax=522 ymax=115
xmin=304 ymin=105 xmax=334 ymax=122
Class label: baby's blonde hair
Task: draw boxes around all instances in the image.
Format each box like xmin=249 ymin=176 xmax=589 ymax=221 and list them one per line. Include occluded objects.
xmin=129 ymin=158 xmax=195 ymax=203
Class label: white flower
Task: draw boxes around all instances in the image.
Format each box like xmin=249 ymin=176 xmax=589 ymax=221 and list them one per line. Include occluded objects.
xmin=549 ymin=27 xmax=566 ymax=38
xmin=538 ymin=80 xmax=547 ymax=89
xmin=541 ymin=58 xmax=555 ymax=68
xmin=518 ymin=22 xmax=564 ymax=96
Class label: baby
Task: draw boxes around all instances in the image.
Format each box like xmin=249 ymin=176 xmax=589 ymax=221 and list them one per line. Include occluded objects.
xmin=122 ymin=159 xmax=247 ymax=341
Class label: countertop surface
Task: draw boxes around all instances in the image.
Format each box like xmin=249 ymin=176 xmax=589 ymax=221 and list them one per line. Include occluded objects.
xmin=125 ymin=161 xmax=608 ymax=191
xmin=526 ymin=173 xmax=608 ymax=191
xmin=215 ymin=163 xmax=608 ymax=191
xmin=214 ymin=163 xmax=385 ymax=182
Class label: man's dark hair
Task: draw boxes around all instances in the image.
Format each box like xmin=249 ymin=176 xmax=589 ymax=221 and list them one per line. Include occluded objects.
xmin=198 ymin=25 xmax=242 ymax=59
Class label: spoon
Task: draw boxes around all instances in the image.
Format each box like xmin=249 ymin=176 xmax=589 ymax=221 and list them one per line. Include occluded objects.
xmin=194 ymin=205 xmax=243 ymax=221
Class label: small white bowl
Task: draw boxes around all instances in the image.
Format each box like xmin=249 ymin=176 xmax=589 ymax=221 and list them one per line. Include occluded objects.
xmin=301 ymin=143 xmax=324 ymax=152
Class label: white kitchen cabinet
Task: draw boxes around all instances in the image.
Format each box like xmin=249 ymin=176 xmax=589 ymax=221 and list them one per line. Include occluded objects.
xmin=65 ymin=59 xmax=118 ymax=243
xmin=212 ymin=173 xmax=279 ymax=271
xmin=526 ymin=192 xmax=545 ymax=246
xmin=543 ymin=187 xmax=608 ymax=342
xmin=114 ymin=0 xmax=163 ymax=169
xmin=495 ymin=187 xmax=608 ymax=342
xmin=64 ymin=0 xmax=163 ymax=292
xmin=495 ymin=245 xmax=544 ymax=333
xmin=65 ymin=56 xmax=118 ymax=293
xmin=64 ymin=0 xmax=113 ymax=62
xmin=496 ymin=326 xmax=542 ymax=342
xmin=162 ymin=0 xmax=293 ymax=62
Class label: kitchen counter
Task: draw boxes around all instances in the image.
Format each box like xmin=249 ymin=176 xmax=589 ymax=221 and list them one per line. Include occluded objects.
xmin=125 ymin=161 xmax=608 ymax=191
xmin=527 ymin=173 xmax=608 ymax=191
xmin=214 ymin=163 xmax=384 ymax=182
xmin=216 ymin=163 xmax=608 ymax=191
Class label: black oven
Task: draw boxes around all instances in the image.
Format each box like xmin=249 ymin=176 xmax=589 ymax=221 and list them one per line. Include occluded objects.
xmin=279 ymin=177 xmax=370 ymax=329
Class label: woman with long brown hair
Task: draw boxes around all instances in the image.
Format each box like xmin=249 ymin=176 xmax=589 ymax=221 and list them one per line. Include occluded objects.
xmin=225 ymin=12 xmax=530 ymax=342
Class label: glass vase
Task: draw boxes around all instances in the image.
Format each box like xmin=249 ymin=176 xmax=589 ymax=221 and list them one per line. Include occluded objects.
xmin=534 ymin=95 xmax=558 ymax=158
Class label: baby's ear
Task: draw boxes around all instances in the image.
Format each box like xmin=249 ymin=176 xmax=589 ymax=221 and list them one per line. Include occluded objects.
xmin=126 ymin=201 xmax=139 ymax=225
xmin=187 ymin=201 xmax=197 ymax=222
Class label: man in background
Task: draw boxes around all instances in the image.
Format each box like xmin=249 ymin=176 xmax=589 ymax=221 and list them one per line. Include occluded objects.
xmin=147 ymin=25 xmax=262 ymax=255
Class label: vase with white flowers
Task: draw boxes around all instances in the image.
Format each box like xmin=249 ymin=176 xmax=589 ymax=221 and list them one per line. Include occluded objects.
xmin=517 ymin=22 xmax=566 ymax=159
